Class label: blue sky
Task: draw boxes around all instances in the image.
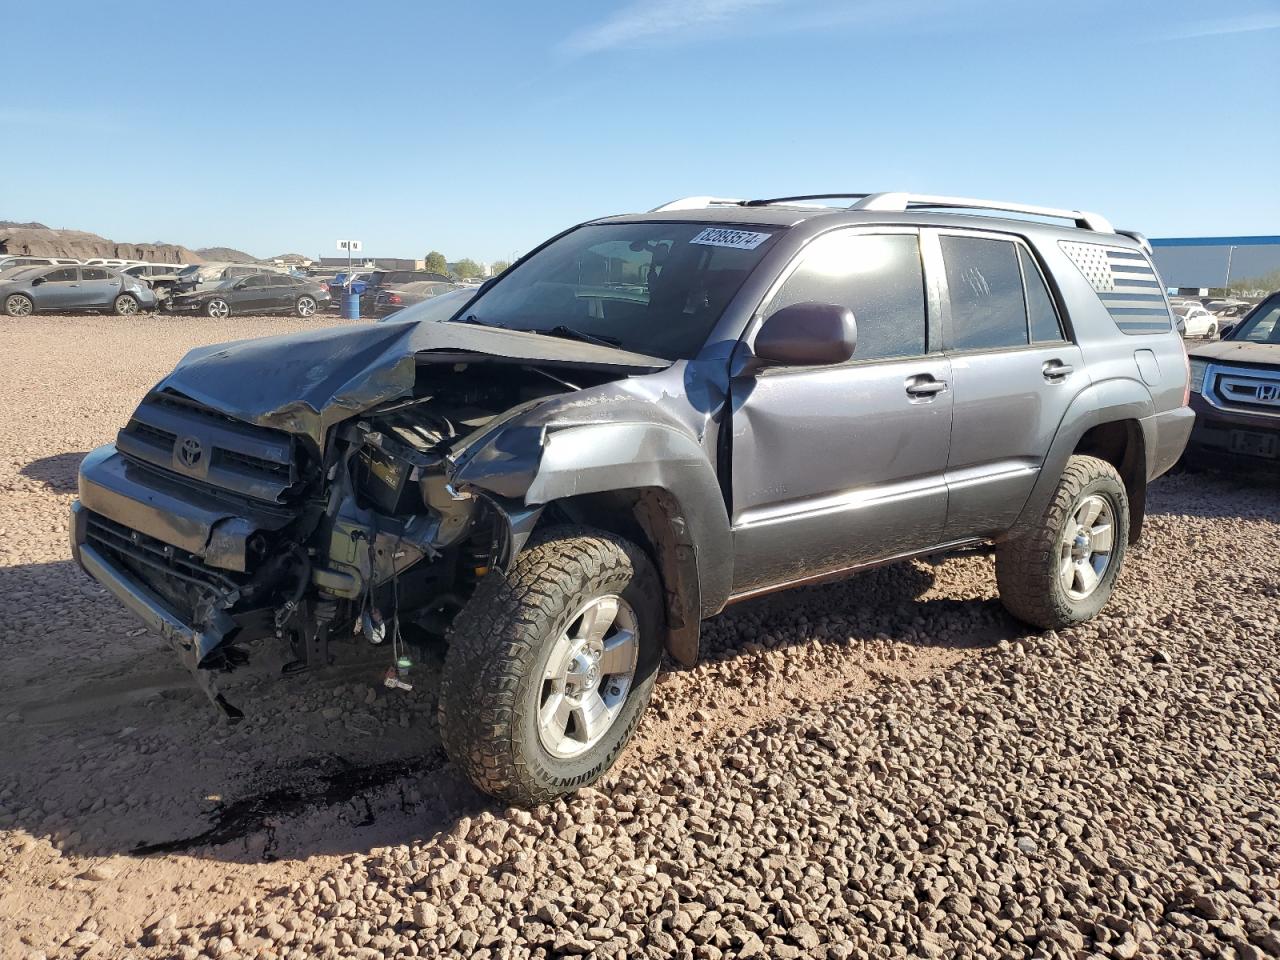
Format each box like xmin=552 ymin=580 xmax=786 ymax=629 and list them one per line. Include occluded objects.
xmin=2 ymin=0 xmax=1276 ymax=263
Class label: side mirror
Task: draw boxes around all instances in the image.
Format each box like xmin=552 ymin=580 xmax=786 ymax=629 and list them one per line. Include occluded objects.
xmin=31 ymin=276 xmax=46 ymax=286
xmin=743 ymin=302 xmax=857 ymax=373
xmin=1218 ymin=322 xmax=1235 ymax=339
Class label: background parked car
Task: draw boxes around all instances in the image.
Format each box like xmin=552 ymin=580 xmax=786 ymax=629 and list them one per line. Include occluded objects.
xmin=368 ymin=280 xmax=464 ymax=317
xmin=163 ymin=273 xmax=330 ymax=318
xmin=362 ymin=269 xmax=453 ymax=301
xmin=169 ymin=262 xmax=284 ymax=295
xmin=121 ymin=263 xmax=188 ymax=288
xmin=0 ymin=255 xmax=81 ymax=273
xmin=1 ymin=264 xmax=157 ymax=316
xmin=1171 ymin=300 xmax=1218 ymax=338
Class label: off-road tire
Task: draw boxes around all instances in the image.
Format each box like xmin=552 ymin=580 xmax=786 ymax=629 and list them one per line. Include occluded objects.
xmin=996 ymin=454 xmax=1130 ymax=630
xmin=113 ymin=293 xmax=139 ymax=316
xmin=4 ymin=293 xmax=34 ymax=317
xmin=439 ymin=526 xmax=663 ymax=806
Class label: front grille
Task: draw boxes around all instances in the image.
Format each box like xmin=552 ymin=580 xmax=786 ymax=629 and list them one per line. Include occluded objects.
xmin=1210 ymin=367 xmax=1280 ymax=417
xmin=117 ymin=392 xmax=302 ymax=502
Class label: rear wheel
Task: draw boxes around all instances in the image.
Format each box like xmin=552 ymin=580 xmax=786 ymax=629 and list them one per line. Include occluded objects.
xmin=4 ymin=293 xmax=33 ymax=317
xmin=205 ymin=298 xmax=230 ymax=319
xmin=438 ymin=526 xmax=663 ymax=806
xmin=996 ymin=455 xmax=1130 ymax=629
xmin=1206 ymin=322 xmax=1218 ymax=339
xmin=113 ymin=293 xmax=139 ymax=316
xmin=296 ymin=296 xmax=317 ymax=318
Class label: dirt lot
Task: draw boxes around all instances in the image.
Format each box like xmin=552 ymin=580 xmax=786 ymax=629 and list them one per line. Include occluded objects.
xmin=1 ymin=315 xmax=1277 ymax=960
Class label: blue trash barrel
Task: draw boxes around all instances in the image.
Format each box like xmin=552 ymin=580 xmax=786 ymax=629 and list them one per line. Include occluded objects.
xmin=342 ymin=291 xmax=360 ymax=320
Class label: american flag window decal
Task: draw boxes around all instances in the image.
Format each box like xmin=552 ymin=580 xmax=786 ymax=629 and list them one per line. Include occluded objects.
xmin=1059 ymin=240 xmax=1172 ymax=335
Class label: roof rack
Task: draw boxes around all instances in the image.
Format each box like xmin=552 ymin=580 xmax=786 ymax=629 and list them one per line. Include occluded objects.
xmin=742 ymin=194 xmax=872 ymax=206
xmin=849 ymin=192 xmax=1114 ymax=234
xmin=648 ymin=196 xmax=745 ymax=212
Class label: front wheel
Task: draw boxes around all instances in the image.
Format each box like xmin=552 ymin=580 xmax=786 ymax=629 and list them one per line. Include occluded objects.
xmin=996 ymin=454 xmax=1130 ymax=630
xmin=4 ymin=293 xmax=34 ymax=317
xmin=296 ymin=296 xmax=317 ymax=318
xmin=205 ymin=298 xmax=230 ymax=319
xmin=113 ymin=293 xmax=139 ymax=316
xmin=438 ymin=526 xmax=663 ymax=806
xmin=1206 ymin=322 xmax=1218 ymax=339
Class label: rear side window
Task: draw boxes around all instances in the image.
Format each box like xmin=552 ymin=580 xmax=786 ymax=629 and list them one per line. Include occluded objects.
xmin=1059 ymin=241 xmax=1171 ymax=334
xmin=1020 ymin=248 xmax=1064 ymax=342
xmin=767 ymin=232 xmax=927 ymax=361
xmin=82 ymin=267 xmax=109 ymax=280
xmin=941 ymin=236 xmax=1028 ymax=350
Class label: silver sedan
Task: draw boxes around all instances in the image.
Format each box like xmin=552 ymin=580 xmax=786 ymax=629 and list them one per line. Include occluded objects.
xmin=0 ymin=264 xmax=158 ymax=317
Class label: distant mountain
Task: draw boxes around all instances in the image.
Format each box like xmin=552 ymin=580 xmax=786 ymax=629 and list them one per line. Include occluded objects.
xmin=0 ymin=222 xmax=199 ymax=264
xmin=196 ymin=246 xmax=257 ymax=263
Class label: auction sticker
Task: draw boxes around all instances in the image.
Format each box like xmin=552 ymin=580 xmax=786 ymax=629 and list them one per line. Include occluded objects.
xmin=689 ymin=227 xmax=773 ymax=250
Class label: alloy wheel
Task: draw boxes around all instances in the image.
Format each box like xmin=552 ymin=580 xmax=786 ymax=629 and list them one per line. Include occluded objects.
xmin=297 ymin=297 xmax=317 ymax=318
xmin=536 ymin=594 xmax=639 ymax=760
xmin=115 ymin=294 xmax=138 ymax=316
xmin=5 ymin=294 xmax=33 ymax=318
xmin=1059 ymin=494 xmax=1115 ymax=600
xmin=207 ymin=299 xmax=230 ymax=319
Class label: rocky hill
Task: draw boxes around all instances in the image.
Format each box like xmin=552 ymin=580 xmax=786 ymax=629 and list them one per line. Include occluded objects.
xmin=0 ymin=221 xmax=258 ymax=265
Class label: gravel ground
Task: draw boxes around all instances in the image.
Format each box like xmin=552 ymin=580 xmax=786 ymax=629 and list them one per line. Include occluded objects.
xmin=1 ymin=315 xmax=1277 ymax=960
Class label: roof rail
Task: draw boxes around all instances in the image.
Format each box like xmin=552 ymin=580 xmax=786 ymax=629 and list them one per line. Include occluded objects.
xmin=850 ymin=192 xmax=1115 ymax=234
xmin=648 ymin=196 xmax=744 ymax=212
xmin=743 ymin=194 xmax=872 ymax=206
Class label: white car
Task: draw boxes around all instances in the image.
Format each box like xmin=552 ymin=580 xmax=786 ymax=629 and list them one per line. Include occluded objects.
xmin=1171 ymin=301 xmax=1218 ymax=339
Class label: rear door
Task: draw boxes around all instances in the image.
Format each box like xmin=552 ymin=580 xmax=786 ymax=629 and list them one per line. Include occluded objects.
xmin=261 ymin=274 xmax=297 ymax=311
xmin=930 ymin=230 xmax=1085 ymax=539
xmin=78 ymin=266 xmax=120 ymax=306
xmin=729 ymin=228 xmax=955 ymax=595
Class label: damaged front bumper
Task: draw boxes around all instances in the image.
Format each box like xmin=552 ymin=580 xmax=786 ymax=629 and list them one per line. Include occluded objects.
xmin=70 ymin=499 xmax=246 ymax=719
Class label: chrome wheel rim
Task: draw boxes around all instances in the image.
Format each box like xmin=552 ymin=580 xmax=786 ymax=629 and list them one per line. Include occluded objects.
xmin=1059 ymin=494 xmax=1115 ymax=600
xmin=208 ymin=299 xmax=229 ymax=318
xmin=298 ymin=297 xmax=316 ymax=317
xmin=537 ymin=594 xmax=639 ymax=760
xmin=7 ymin=295 xmax=31 ymax=317
xmin=116 ymin=295 xmax=137 ymax=315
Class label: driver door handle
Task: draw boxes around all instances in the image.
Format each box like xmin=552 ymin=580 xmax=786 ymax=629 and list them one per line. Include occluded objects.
xmin=905 ymin=374 xmax=948 ymax=399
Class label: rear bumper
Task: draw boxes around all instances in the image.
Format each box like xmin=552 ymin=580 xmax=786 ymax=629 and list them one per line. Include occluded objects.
xmin=1142 ymin=405 xmax=1196 ymax=481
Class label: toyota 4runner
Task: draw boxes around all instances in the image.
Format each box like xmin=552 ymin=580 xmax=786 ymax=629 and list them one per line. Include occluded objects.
xmin=71 ymin=192 xmax=1194 ymax=805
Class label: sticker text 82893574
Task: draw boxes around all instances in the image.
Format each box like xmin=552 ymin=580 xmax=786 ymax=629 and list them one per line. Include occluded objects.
xmin=689 ymin=227 xmax=773 ymax=250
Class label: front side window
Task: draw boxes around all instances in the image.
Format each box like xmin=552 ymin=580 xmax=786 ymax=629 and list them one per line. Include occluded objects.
xmin=45 ymin=267 xmax=78 ymax=283
xmin=454 ymin=222 xmax=780 ymax=359
xmin=941 ymin=235 xmax=1029 ymax=351
xmin=765 ymin=232 xmax=927 ymax=361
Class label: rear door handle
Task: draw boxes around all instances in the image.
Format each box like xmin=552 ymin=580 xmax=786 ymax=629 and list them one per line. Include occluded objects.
xmin=905 ymin=375 xmax=948 ymax=399
xmin=1043 ymin=360 xmax=1074 ymax=381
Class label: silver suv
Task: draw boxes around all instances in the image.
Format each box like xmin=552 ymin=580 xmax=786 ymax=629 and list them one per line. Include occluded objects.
xmin=72 ymin=192 xmax=1194 ymax=805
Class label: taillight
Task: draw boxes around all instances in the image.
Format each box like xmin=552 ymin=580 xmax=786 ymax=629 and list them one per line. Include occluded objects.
xmin=388 ymin=294 xmax=402 ymax=305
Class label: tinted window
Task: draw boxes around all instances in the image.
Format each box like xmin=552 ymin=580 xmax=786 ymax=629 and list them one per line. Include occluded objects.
xmin=767 ymin=232 xmax=927 ymax=361
xmin=1020 ymin=247 xmax=1063 ymax=342
xmin=240 ymin=275 xmax=267 ymax=288
xmin=46 ymin=268 xmax=78 ymax=283
xmin=941 ymin=236 xmax=1028 ymax=350
xmin=1235 ymin=298 xmax=1280 ymax=344
xmin=82 ymin=267 xmax=109 ymax=280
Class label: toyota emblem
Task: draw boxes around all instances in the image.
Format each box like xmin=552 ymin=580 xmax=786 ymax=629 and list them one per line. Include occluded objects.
xmin=178 ymin=436 xmax=204 ymax=468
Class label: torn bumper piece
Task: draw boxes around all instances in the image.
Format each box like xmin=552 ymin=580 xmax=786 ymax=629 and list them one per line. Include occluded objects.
xmin=70 ymin=501 xmax=244 ymax=720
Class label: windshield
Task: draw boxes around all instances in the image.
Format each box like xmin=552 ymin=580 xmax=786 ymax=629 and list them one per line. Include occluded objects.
xmin=1229 ymin=295 xmax=1280 ymax=344
xmin=448 ymin=222 xmax=779 ymax=359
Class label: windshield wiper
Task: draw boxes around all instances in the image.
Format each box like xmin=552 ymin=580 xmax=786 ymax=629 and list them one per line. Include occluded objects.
xmin=543 ymin=325 xmax=622 ymax=348
xmin=453 ymin=314 xmax=505 ymax=328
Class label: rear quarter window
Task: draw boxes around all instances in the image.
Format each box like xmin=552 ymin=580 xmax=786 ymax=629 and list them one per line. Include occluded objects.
xmin=1059 ymin=240 xmax=1171 ymax=335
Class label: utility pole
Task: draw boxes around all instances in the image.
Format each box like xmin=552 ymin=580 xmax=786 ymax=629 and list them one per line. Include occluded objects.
xmin=1224 ymin=245 xmax=1236 ymax=292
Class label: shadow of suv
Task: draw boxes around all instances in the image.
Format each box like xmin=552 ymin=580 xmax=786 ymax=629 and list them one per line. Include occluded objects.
xmin=71 ymin=192 xmax=1193 ymax=805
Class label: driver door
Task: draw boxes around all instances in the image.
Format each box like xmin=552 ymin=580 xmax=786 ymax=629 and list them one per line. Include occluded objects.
xmin=728 ymin=229 xmax=954 ymax=595
xmin=30 ymin=266 xmax=83 ymax=310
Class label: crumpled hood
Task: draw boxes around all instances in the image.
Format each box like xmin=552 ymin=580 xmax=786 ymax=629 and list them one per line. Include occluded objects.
xmin=150 ymin=320 xmax=670 ymax=448
xmin=1188 ymin=339 xmax=1280 ymax=366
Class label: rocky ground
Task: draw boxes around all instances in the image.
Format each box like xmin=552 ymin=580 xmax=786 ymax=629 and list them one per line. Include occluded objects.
xmin=1 ymin=315 xmax=1277 ymax=960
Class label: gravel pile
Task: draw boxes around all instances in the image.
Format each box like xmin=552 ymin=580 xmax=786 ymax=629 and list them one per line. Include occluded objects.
xmin=1 ymin=317 xmax=1277 ymax=960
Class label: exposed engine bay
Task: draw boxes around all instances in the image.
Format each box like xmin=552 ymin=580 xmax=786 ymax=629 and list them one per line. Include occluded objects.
xmin=74 ymin=359 xmax=602 ymax=718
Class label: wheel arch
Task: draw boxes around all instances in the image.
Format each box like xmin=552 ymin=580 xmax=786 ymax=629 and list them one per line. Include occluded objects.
xmin=456 ymin=420 xmax=733 ymax=667
xmin=1011 ymin=378 xmax=1153 ymax=544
